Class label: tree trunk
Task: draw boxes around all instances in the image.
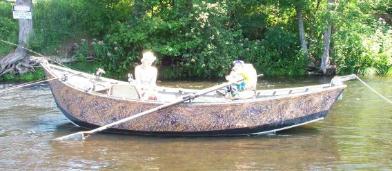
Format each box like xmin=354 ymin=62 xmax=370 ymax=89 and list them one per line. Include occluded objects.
xmin=320 ymin=25 xmax=331 ymax=74
xmin=320 ymin=0 xmax=335 ymax=75
xmin=0 ymin=0 xmax=34 ymax=77
xmin=296 ymin=6 xmax=311 ymax=65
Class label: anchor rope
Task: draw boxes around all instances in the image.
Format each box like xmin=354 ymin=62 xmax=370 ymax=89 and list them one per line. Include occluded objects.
xmin=0 ymin=39 xmax=46 ymax=57
xmin=0 ymin=38 xmax=84 ymax=93
xmin=0 ymin=39 xmax=73 ymax=94
xmin=0 ymin=39 xmax=68 ymax=67
xmin=0 ymin=69 xmax=87 ymax=94
xmin=355 ymin=75 xmax=392 ymax=105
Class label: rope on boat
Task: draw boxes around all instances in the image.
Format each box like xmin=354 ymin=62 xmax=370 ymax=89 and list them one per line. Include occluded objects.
xmin=0 ymin=39 xmax=65 ymax=93
xmin=0 ymin=39 xmax=67 ymax=67
xmin=0 ymin=77 xmax=58 ymax=94
xmin=0 ymin=39 xmax=46 ymax=57
xmin=0 ymin=69 xmax=86 ymax=94
xmin=355 ymin=75 xmax=392 ymax=105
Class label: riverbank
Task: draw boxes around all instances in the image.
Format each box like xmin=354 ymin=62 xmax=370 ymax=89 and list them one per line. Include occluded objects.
xmin=1 ymin=61 xmax=391 ymax=84
xmin=0 ymin=61 xmax=101 ymax=83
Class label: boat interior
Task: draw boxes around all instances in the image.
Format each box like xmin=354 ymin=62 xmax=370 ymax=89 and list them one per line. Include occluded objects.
xmin=44 ymin=63 xmax=338 ymax=104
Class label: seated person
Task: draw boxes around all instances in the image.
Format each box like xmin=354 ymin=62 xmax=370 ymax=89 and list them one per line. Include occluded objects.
xmin=222 ymin=60 xmax=258 ymax=99
xmin=135 ymin=51 xmax=158 ymax=100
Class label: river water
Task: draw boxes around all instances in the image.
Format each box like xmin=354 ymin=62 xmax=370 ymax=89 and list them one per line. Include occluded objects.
xmin=0 ymin=77 xmax=391 ymax=170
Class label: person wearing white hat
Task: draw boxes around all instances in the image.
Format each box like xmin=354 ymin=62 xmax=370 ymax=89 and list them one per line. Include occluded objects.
xmin=135 ymin=50 xmax=158 ymax=100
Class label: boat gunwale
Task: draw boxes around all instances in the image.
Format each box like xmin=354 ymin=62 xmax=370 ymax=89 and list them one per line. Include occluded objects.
xmin=42 ymin=62 xmax=347 ymax=106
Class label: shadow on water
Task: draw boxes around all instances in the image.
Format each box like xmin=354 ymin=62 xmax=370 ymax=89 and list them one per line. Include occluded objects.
xmin=48 ymin=125 xmax=338 ymax=170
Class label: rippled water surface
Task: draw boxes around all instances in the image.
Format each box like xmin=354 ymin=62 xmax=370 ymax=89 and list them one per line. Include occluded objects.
xmin=0 ymin=77 xmax=391 ymax=170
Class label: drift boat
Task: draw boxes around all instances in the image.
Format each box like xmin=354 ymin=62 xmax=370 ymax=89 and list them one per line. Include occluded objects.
xmin=40 ymin=60 xmax=350 ymax=136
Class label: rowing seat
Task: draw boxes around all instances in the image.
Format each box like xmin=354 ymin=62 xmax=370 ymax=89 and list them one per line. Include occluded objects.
xmin=108 ymin=84 xmax=140 ymax=100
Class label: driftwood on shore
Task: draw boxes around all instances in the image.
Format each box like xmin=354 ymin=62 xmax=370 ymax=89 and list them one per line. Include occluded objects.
xmin=0 ymin=0 xmax=34 ymax=77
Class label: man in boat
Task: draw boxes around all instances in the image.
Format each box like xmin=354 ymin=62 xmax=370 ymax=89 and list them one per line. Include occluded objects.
xmin=135 ymin=51 xmax=158 ymax=100
xmin=221 ymin=60 xmax=258 ymax=99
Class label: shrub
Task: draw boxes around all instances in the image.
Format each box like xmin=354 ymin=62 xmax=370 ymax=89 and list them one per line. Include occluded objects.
xmin=0 ymin=1 xmax=17 ymax=56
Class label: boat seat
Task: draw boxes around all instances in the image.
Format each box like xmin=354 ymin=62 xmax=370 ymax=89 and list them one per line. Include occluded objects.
xmin=108 ymin=84 xmax=140 ymax=100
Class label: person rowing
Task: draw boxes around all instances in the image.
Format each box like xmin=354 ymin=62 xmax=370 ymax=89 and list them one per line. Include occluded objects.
xmin=220 ymin=60 xmax=258 ymax=99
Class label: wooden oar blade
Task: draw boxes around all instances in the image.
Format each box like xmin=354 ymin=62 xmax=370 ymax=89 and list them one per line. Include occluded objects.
xmin=54 ymin=131 xmax=87 ymax=141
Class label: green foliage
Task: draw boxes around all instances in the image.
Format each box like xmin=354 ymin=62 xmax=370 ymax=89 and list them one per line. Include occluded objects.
xmin=93 ymin=1 xmax=240 ymax=79
xmin=0 ymin=1 xmax=17 ymax=56
xmin=29 ymin=0 xmax=131 ymax=54
xmin=2 ymin=0 xmax=392 ymax=81
xmin=66 ymin=61 xmax=102 ymax=75
xmin=86 ymin=0 xmax=308 ymax=79
xmin=331 ymin=0 xmax=392 ymax=76
xmin=386 ymin=67 xmax=392 ymax=77
xmin=74 ymin=39 xmax=89 ymax=62
xmin=0 ymin=69 xmax=45 ymax=83
xmin=36 ymin=0 xmax=392 ymax=79
xmin=30 ymin=0 xmax=83 ymax=54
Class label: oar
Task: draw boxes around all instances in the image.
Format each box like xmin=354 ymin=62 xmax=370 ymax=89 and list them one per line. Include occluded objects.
xmin=54 ymin=74 xmax=263 ymax=141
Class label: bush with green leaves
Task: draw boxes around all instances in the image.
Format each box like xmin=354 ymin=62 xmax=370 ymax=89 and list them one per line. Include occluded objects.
xmin=90 ymin=1 xmax=309 ymax=80
xmin=2 ymin=0 xmax=392 ymax=81
xmin=330 ymin=0 xmax=392 ymax=76
xmin=0 ymin=1 xmax=17 ymax=56
xmin=96 ymin=1 xmax=242 ymax=80
xmin=29 ymin=0 xmax=130 ymax=54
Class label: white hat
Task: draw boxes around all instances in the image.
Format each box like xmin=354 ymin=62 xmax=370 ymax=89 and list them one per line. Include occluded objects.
xmin=141 ymin=51 xmax=156 ymax=62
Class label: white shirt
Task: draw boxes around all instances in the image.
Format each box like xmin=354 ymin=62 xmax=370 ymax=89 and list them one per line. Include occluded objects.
xmin=135 ymin=65 xmax=158 ymax=88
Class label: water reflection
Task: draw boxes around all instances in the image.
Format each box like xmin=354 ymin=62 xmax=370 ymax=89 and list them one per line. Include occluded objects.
xmin=325 ymin=79 xmax=392 ymax=170
xmin=47 ymin=127 xmax=338 ymax=170
xmin=0 ymin=77 xmax=391 ymax=170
